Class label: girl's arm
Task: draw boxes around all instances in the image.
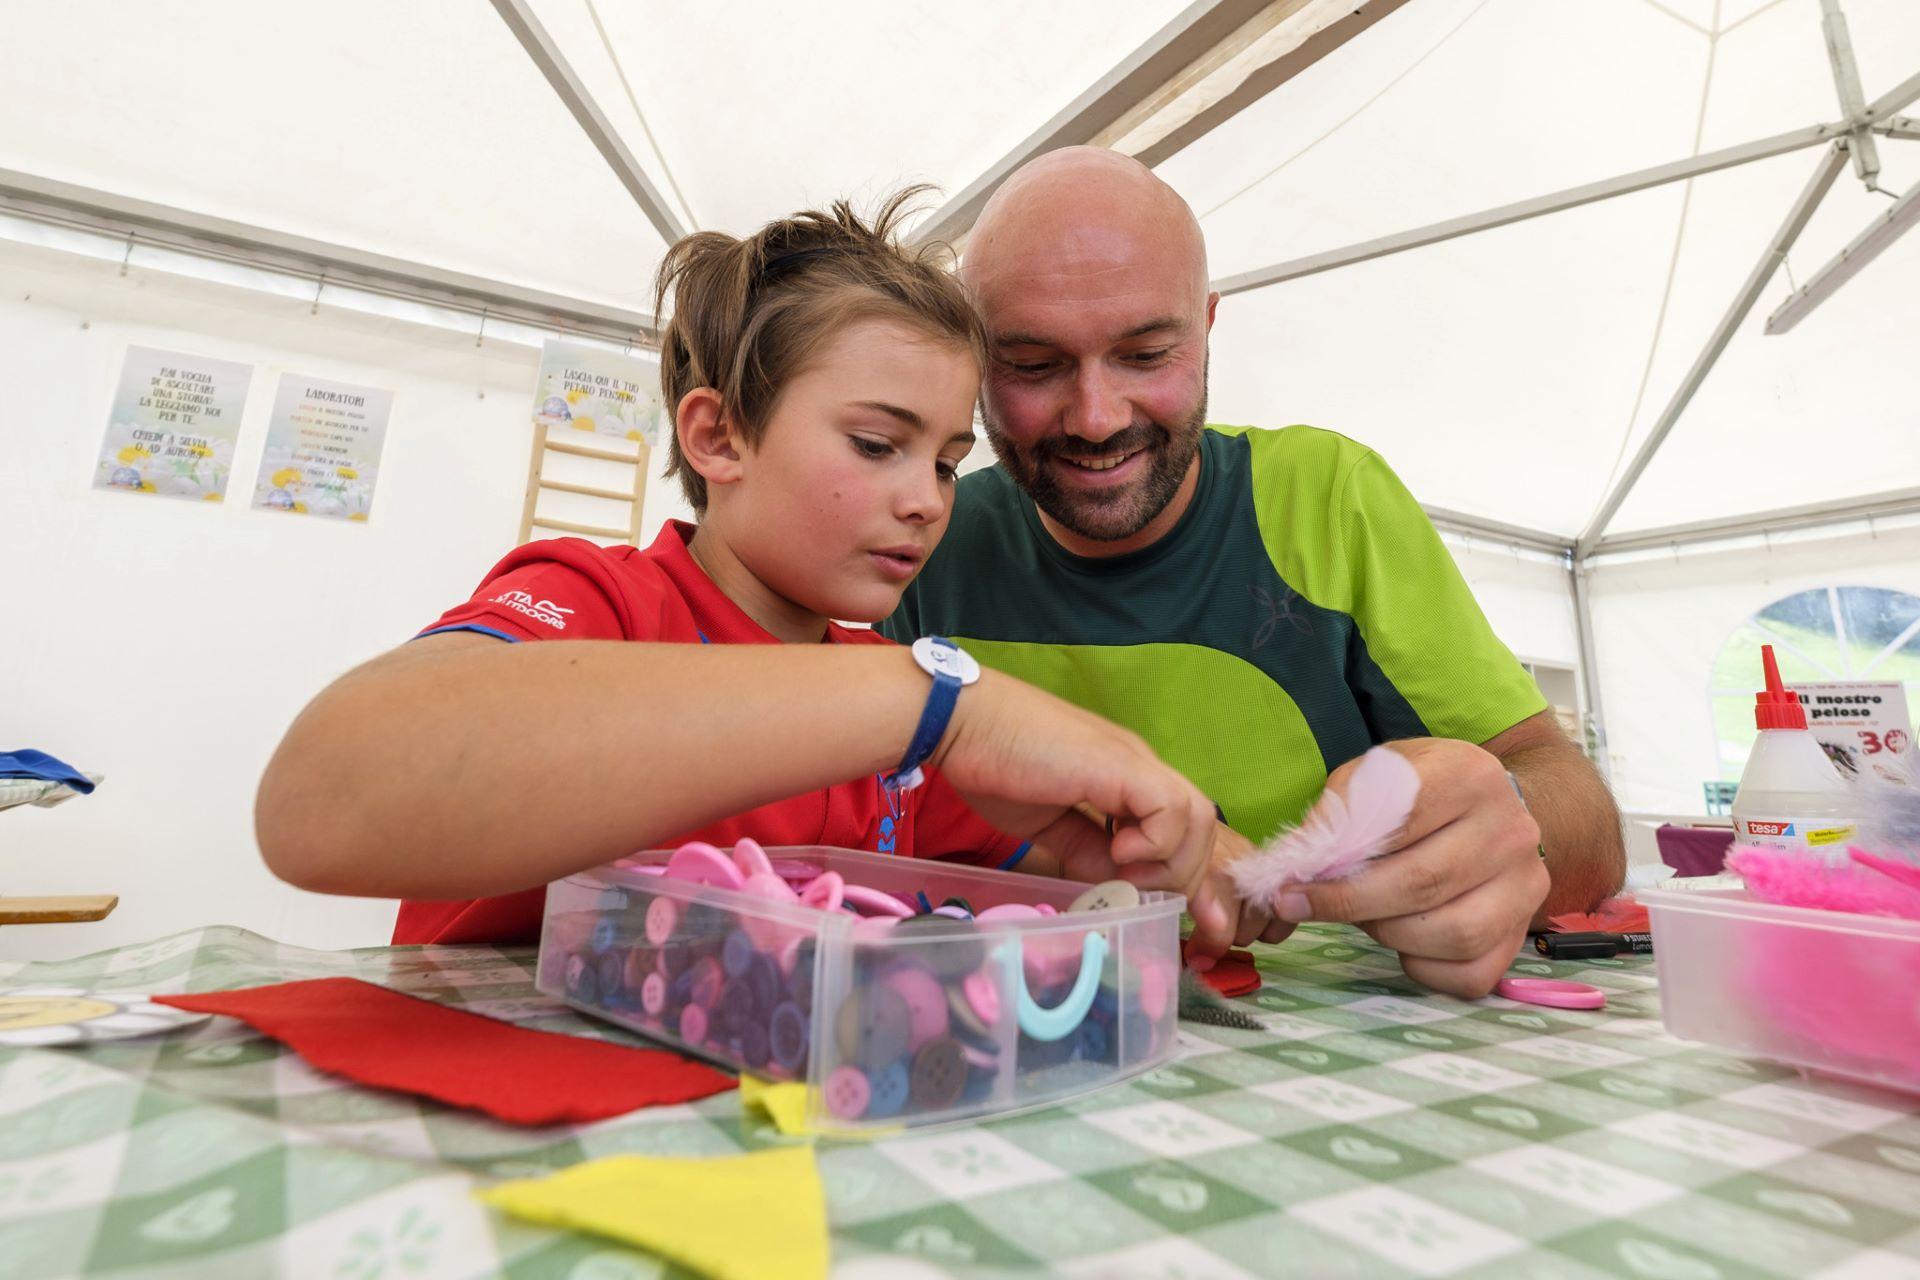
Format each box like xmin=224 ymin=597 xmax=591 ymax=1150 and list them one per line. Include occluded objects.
xmin=257 ymin=632 xmax=1215 ymax=902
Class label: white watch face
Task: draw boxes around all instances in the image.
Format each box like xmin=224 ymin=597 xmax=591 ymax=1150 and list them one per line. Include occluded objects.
xmin=913 ymin=636 xmax=981 ymax=685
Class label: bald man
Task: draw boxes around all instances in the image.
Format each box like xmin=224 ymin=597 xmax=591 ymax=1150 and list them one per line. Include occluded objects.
xmin=884 ymin=148 xmax=1624 ymax=997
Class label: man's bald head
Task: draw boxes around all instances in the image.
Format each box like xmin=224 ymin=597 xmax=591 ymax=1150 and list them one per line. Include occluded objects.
xmin=962 ymin=146 xmax=1209 ymax=307
xmin=959 ymin=146 xmax=1219 ymax=556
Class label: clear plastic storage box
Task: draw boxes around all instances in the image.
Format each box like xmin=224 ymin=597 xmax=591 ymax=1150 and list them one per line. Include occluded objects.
xmin=537 ymin=846 xmax=1184 ymax=1133
xmin=1642 ymin=885 xmax=1920 ymax=1095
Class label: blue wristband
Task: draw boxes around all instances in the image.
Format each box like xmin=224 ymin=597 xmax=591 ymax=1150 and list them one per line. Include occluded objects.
xmin=886 ymin=636 xmax=975 ymax=792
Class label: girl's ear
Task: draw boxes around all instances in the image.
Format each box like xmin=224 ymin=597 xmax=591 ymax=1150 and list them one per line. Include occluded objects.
xmin=675 ymin=387 xmax=745 ymax=492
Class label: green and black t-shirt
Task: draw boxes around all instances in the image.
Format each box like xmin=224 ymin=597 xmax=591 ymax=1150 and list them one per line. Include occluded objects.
xmin=881 ymin=425 xmax=1546 ymax=842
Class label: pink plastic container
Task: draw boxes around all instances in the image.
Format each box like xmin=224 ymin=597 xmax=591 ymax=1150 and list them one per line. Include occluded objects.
xmin=1642 ymin=885 xmax=1920 ymax=1095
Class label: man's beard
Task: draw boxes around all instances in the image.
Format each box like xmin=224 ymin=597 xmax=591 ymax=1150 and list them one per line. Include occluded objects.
xmin=984 ymin=384 xmax=1207 ymax=544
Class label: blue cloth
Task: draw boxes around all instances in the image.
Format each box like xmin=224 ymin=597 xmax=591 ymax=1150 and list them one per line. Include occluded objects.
xmin=0 ymin=750 xmax=94 ymax=793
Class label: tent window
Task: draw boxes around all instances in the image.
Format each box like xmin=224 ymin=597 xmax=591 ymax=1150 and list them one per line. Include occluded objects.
xmin=1708 ymin=586 xmax=1920 ymax=782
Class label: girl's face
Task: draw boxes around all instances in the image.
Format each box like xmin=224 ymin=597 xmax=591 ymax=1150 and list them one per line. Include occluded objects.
xmin=717 ymin=317 xmax=981 ymax=626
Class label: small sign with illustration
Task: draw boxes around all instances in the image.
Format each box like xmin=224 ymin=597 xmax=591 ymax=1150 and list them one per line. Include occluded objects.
xmin=532 ymin=340 xmax=662 ymax=447
xmin=94 ymin=345 xmax=253 ymax=503
xmin=252 ymin=373 xmax=393 ymax=522
xmin=1796 ymin=680 xmax=1915 ymax=787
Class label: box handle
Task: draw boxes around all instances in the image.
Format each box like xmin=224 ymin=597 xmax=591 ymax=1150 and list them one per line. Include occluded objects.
xmin=997 ymin=931 xmax=1109 ymax=1042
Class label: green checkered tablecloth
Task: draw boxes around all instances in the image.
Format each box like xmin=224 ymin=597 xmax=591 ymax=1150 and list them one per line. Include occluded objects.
xmin=3 ymin=925 xmax=1918 ymax=1280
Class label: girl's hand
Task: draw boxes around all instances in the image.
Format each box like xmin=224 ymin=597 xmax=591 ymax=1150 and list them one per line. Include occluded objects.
xmin=929 ymin=669 xmax=1215 ymax=905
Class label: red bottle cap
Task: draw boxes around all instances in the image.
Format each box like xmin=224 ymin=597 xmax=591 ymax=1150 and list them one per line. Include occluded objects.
xmin=1754 ymin=645 xmax=1807 ymax=730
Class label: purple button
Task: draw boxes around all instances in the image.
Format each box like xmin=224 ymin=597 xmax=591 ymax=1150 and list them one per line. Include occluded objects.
xmin=687 ymin=957 xmax=723 ymax=1009
xmin=722 ymin=929 xmax=755 ymax=978
xmin=596 ymin=950 xmax=623 ymax=1000
xmin=678 ymin=1003 xmax=709 ymax=1046
xmin=770 ymin=1001 xmax=808 ymax=1075
xmin=747 ymin=953 xmax=781 ymax=1015
xmin=720 ymin=976 xmax=756 ymax=1030
xmin=738 ymin=1019 xmax=771 ymax=1070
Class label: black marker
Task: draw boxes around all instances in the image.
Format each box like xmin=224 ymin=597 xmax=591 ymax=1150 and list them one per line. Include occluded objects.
xmin=1534 ymin=931 xmax=1653 ymax=960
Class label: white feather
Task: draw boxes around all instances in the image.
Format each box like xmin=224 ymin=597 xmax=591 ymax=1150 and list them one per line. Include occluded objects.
xmin=1227 ymin=746 xmax=1421 ymax=904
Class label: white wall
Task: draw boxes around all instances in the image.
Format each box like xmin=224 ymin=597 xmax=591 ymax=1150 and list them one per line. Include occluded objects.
xmin=1588 ymin=524 xmax=1920 ymax=815
xmin=0 ymin=242 xmax=694 ymax=961
xmin=1443 ymin=540 xmax=1580 ymax=671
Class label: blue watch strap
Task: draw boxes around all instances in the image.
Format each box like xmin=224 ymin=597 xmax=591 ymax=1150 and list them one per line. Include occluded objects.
xmin=887 ymin=637 xmax=964 ymax=792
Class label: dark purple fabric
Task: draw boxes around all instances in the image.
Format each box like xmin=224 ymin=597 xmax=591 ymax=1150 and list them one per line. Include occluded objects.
xmin=1656 ymin=824 xmax=1737 ymax=877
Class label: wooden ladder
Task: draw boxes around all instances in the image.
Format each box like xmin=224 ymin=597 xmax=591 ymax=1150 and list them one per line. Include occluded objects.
xmin=517 ymin=422 xmax=651 ymax=547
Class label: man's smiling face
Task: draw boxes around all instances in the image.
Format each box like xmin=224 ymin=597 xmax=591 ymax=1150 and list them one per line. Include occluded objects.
xmin=964 ymin=147 xmax=1218 ymax=556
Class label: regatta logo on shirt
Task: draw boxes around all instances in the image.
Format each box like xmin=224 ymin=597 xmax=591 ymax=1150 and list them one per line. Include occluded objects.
xmin=489 ymin=590 xmax=574 ymax=630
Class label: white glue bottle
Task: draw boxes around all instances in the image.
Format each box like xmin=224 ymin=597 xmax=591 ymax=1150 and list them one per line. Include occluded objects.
xmin=1731 ymin=644 xmax=1858 ymax=859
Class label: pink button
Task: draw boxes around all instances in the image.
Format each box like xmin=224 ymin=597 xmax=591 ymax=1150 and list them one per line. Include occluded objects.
xmin=961 ymin=969 xmax=1002 ymax=1027
xmin=664 ymin=842 xmax=745 ymax=891
xmin=1137 ymin=961 xmax=1171 ymax=1022
xmin=641 ymin=971 xmax=667 ymax=1016
xmin=678 ymin=1003 xmax=709 ymax=1045
xmin=824 ymin=1065 xmax=871 ymax=1120
xmin=644 ymin=896 xmax=680 ymax=946
xmin=799 ymin=871 xmax=845 ymax=913
xmin=976 ymin=903 xmax=1042 ymax=924
xmin=881 ymin=963 xmax=950 ymax=1049
xmin=841 ymin=884 xmax=914 ymax=918
xmin=732 ymin=837 xmax=775 ymax=879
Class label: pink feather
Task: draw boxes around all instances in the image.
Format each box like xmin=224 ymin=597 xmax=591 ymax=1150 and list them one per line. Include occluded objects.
xmin=1729 ymin=845 xmax=1920 ymax=921
xmin=1227 ymin=746 xmax=1420 ymax=905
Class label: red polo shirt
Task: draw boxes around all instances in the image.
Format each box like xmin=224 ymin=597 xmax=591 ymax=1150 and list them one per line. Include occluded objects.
xmin=392 ymin=520 xmax=1026 ymax=945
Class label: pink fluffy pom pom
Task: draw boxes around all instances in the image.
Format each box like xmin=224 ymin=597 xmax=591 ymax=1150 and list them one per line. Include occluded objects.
xmin=1728 ymin=845 xmax=1920 ymax=920
xmin=1722 ymin=845 xmax=1920 ymax=1083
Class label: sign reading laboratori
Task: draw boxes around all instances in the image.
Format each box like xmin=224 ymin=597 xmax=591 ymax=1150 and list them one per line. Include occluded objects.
xmin=252 ymin=373 xmax=394 ymax=523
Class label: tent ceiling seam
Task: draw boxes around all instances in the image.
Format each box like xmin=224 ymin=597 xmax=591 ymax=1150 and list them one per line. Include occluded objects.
xmin=1635 ymin=0 xmax=1713 ymax=39
xmin=1588 ymin=3 xmax=1721 ymax=514
xmin=1198 ymin=0 xmax=1492 ymax=223
xmin=1719 ymin=0 xmax=1791 ymax=38
xmin=582 ymin=0 xmax=698 ymax=232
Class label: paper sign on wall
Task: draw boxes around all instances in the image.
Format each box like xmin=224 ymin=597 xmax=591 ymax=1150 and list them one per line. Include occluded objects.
xmin=1795 ymin=680 xmax=1915 ymax=787
xmin=94 ymin=346 xmax=253 ymax=503
xmin=252 ymin=374 xmax=393 ymax=522
xmin=532 ymin=340 xmax=661 ymax=446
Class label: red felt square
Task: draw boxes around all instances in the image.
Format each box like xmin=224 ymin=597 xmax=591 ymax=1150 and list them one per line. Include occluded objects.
xmin=156 ymin=977 xmax=733 ymax=1125
xmin=1182 ymin=942 xmax=1263 ymax=997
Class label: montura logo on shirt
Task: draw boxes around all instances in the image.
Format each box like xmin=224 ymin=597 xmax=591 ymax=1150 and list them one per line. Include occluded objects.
xmin=489 ymin=590 xmax=574 ymax=630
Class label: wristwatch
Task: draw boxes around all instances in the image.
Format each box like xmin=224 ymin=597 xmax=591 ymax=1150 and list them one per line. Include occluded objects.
xmin=886 ymin=636 xmax=981 ymax=792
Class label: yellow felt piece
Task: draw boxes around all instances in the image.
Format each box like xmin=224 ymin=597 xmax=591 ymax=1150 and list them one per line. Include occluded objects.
xmin=480 ymin=1148 xmax=828 ymax=1280
xmin=739 ymin=1073 xmax=812 ymax=1135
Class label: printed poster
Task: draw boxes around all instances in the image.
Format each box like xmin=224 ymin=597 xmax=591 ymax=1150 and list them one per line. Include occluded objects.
xmin=532 ymin=340 xmax=662 ymax=447
xmin=1796 ymin=680 xmax=1915 ymax=787
xmin=94 ymin=346 xmax=252 ymax=502
xmin=252 ymin=374 xmax=394 ymax=522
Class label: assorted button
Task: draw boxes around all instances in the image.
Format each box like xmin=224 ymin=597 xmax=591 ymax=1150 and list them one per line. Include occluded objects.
xmin=556 ymin=837 xmax=1173 ymax=1118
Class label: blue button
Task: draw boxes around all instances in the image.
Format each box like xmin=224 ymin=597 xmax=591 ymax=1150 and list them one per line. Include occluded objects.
xmin=1074 ymin=1018 xmax=1111 ymax=1063
xmin=866 ymin=1060 xmax=911 ymax=1119
xmin=592 ymin=918 xmax=618 ymax=954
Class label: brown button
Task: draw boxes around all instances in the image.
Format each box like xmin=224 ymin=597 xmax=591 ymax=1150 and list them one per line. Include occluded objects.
xmin=909 ymin=1036 xmax=966 ymax=1110
xmin=835 ymin=986 xmax=911 ymax=1070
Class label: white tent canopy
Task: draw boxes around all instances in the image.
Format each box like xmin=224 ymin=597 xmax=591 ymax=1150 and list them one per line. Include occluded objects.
xmin=3 ymin=1 xmax=1918 ymax=956
xmin=6 ymin=0 xmax=1913 ymax=544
